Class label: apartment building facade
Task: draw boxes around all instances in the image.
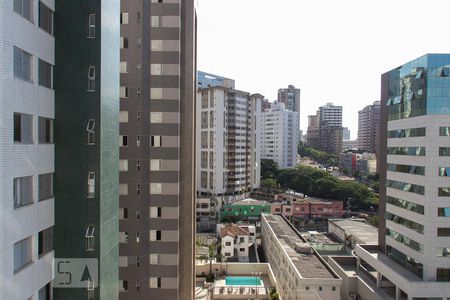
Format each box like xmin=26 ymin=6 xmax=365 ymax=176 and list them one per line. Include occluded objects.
xmin=53 ymin=0 xmax=120 ymax=299
xmin=196 ymin=86 xmax=261 ymax=195
xmin=318 ymin=103 xmax=343 ymax=156
xmin=0 ymin=1 xmax=55 ymax=299
xmin=261 ymin=102 xmax=299 ymax=169
xmin=118 ymin=1 xmax=196 ymax=299
xmin=357 ymin=101 xmax=380 ymax=154
xmin=277 ymin=84 xmax=300 ymax=113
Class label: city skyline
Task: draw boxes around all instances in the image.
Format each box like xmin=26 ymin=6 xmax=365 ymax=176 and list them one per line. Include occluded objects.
xmin=197 ymin=0 xmax=450 ymax=139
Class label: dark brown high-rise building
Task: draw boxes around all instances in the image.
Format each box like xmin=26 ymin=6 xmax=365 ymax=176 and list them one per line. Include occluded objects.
xmin=118 ymin=1 xmax=196 ymax=299
xmin=357 ymin=101 xmax=380 ymax=154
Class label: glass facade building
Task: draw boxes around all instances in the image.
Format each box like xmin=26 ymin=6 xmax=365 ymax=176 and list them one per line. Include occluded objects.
xmin=377 ymin=54 xmax=450 ymax=297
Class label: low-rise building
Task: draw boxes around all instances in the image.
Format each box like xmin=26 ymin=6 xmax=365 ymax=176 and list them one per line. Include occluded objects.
xmin=328 ymin=218 xmax=378 ymax=251
xmin=196 ymin=197 xmax=222 ymax=232
xmin=262 ymin=214 xmax=342 ymax=299
xmin=221 ymin=199 xmax=271 ymax=221
xmin=217 ymin=224 xmax=256 ymax=262
xmin=340 ymin=151 xmax=377 ymax=175
xmin=275 ymin=193 xmax=344 ymax=221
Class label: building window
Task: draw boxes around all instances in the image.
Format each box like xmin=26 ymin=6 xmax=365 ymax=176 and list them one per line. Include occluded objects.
xmin=151 ymin=136 xmax=161 ymax=147
xmin=136 ymin=160 xmax=141 ymax=171
xmin=386 ymin=212 xmax=424 ymax=234
xmin=38 ymin=59 xmax=52 ymax=88
xmin=387 ymin=164 xmax=425 ymax=175
xmin=120 ymin=208 xmax=128 ymax=220
xmin=440 ymin=127 xmax=450 ymax=136
xmin=118 ymin=160 xmax=128 ymax=172
xmin=38 ymin=227 xmax=53 ymax=256
xmin=120 ymin=280 xmax=128 ymax=292
xmin=437 ymin=247 xmax=450 ymax=257
xmin=150 ymin=112 xmax=162 ymax=123
xmin=240 ymin=248 xmax=245 ymax=252
xmin=150 ymin=183 xmax=162 ymax=194
xmin=88 ymin=13 xmax=95 ymax=38
xmin=387 ymin=147 xmax=425 ymax=156
xmin=120 ymin=12 xmax=129 ymax=24
xmin=150 ymin=254 xmax=159 ymax=264
xmin=439 ymin=147 xmax=450 ymax=156
xmin=87 ymin=172 xmax=95 ymax=198
xmin=151 ymin=16 xmax=160 ymax=27
xmin=38 ymin=117 xmax=53 ymax=144
xmin=136 ymin=233 xmax=140 ymax=243
xmin=14 ymin=46 xmax=32 ymax=81
xmin=120 ymin=232 xmax=128 ymax=244
xmin=437 ymin=268 xmax=450 ymax=281
xmin=119 ymin=184 xmax=128 ymax=195
xmin=388 ymin=127 xmax=426 ymax=138
xmin=225 ymin=242 xmax=231 ymax=246
xmin=149 ymin=277 xmax=161 ymax=288
xmin=150 ymin=159 xmax=161 ymax=171
xmin=14 ymin=113 xmax=33 ymax=143
xmin=120 ymin=37 xmax=128 ymax=49
xmin=136 ymin=209 xmax=140 ymax=219
xmin=150 ymin=207 xmax=162 ymax=218
xmin=38 ymin=282 xmax=52 ymax=300
xmin=119 ymin=111 xmax=128 ymax=123
xmin=87 ymin=66 xmax=95 ymax=91
xmin=438 ymin=228 xmax=450 ymax=237
xmin=149 ymin=230 xmax=161 ymax=241
xmin=438 ymin=187 xmax=450 ymax=197
xmin=120 ymin=62 xmax=128 ymax=73
xmin=386 ymin=179 xmax=424 ymax=195
xmin=151 ymin=64 xmax=162 ymax=75
xmin=120 ymin=86 xmax=128 ymax=98
xmin=150 ymin=88 xmax=163 ymax=99
xmin=86 ymin=226 xmax=95 ymax=251
xmin=14 ymin=236 xmax=33 ymax=272
xmin=39 ymin=2 xmax=53 ymax=35
xmin=14 ymin=176 xmax=33 ymax=208
xmin=14 ymin=0 xmax=33 ymax=21
xmin=438 ymin=208 xmax=450 ymax=217
xmin=120 ymin=135 xmax=128 ymax=147
xmin=38 ymin=173 xmax=53 ymax=201
xmin=119 ymin=256 xmax=128 ymax=267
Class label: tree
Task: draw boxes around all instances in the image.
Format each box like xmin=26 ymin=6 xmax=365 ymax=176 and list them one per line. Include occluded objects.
xmin=261 ymin=159 xmax=280 ymax=180
xmin=207 ymin=243 xmax=218 ymax=281
xmin=261 ymin=178 xmax=279 ymax=189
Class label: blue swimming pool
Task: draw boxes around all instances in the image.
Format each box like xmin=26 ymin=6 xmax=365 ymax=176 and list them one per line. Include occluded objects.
xmin=225 ymin=276 xmax=262 ymax=286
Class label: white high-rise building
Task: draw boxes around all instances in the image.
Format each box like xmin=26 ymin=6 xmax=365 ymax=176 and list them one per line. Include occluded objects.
xmin=196 ymin=86 xmax=261 ymax=195
xmin=261 ymin=102 xmax=299 ymax=169
xmin=0 ymin=1 xmax=55 ymax=299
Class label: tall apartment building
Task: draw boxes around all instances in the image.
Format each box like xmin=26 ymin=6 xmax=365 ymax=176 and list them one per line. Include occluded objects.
xmin=343 ymin=127 xmax=350 ymax=140
xmin=196 ymin=87 xmax=261 ymax=195
xmin=357 ymin=101 xmax=380 ymax=154
xmin=0 ymin=1 xmax=55 ymax=299
xmin=318 ymin=103 xmax=343 ymax=156
xmin=306 ymin=113 xmax=319 ymax=149
xmin=277 ymin=84 xmax=300 ymax=113
xmin=119 ymin=1 xmax=196 ymax=299
xmin=261 ymin=102 xmax=299 ymax=169
xmin=53 ymin=1 xmax=120 ymax=299
xmin=331 ymin=54 xmax=450 ymax=299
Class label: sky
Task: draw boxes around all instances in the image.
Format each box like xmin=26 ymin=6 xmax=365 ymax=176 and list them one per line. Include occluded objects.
xmin=196 ymin=0 xmax=450 ymax=139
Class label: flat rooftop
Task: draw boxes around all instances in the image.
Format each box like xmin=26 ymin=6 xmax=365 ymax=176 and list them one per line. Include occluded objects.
xmin=330 ymin=219 xmax=378 ymax=244
xmin=263 ymin=214 xmax=337 ymax=279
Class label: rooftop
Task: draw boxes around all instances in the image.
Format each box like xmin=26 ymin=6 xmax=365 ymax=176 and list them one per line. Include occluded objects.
xmin=220 ymin=224 xmax=249 ymax=238
xmin=233 ymin=199 xmax=270 ymax=206
xmin=329 ymin=219 xmax=378 ymax=244
xmin=263 ymin=214 xmax=338 ymax=279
